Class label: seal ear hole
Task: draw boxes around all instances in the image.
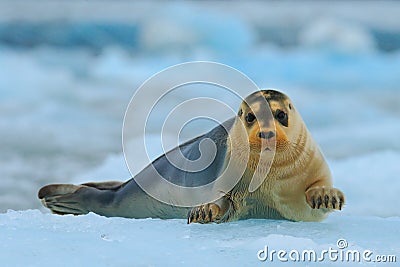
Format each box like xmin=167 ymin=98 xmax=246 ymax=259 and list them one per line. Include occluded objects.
xmin=289 ymin=103 xmax=292 ymax=110
xmin=238 ymin=109 xmax=243 ymax=117
xmin=246 ymin=113 xmax=256 ymax=124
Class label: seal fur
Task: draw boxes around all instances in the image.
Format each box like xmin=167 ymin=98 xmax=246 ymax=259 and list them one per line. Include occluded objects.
xmin=38 ymin=90 xmax=345 ymax=223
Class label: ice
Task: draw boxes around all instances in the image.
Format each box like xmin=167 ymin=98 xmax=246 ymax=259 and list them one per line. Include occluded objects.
xmin=0 ymin=1 xmax=399 ymax=265
xmin=299 ymin=18 xmax=376 ymax=53
xmin=140 ymin=4 xmax=255 ymax=55
xmin=331 ymin=151 xmax=400 ymax=218
xmin=0 ymin=210 xmax=398 ymax=266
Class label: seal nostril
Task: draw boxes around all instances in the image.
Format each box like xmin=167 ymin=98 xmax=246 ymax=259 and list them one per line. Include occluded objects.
xmin=258 ymin=131 xmax=275 ymax=139
xmin=268 ymin=131 xmax=275 ymax=139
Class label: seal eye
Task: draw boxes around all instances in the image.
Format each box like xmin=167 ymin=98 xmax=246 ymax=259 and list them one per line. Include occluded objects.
xmin=246 ymin=113 xmax=256 ymax=123
xmin=275 ymin=110 xmax=288 ymax=127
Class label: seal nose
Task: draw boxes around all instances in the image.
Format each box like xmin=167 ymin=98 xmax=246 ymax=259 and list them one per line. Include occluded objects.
xmin=258 ymin=131 xmax=275 ymax=140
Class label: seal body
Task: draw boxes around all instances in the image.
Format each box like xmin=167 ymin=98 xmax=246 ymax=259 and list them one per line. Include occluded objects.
xmin=38 ymin=90 xmax=345 ymax=223
xmin=39 ymin=119 xmax=234 ymax=218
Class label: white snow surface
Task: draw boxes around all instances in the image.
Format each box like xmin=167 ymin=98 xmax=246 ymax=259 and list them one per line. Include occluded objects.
xmin=0 ymin=211 xmax=398 ymax=267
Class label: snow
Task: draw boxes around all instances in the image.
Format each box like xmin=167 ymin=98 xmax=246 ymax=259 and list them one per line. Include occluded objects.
xmin=0 ymin=1 xmax=399 ymax=266
xmin=0 ymin=211 xmax=398 ymax=266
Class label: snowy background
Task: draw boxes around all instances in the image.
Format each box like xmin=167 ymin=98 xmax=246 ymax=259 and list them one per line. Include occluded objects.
xmin=0 ymin=1 xmax=399 ymax=266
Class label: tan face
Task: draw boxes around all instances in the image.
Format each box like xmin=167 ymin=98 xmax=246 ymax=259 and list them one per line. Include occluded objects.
xmin=237 ymin=90 xmax=296 ymax=154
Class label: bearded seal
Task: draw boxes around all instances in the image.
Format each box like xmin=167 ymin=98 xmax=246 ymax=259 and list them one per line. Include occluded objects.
xmin=38 ymin=90 xmax=345 ymax=223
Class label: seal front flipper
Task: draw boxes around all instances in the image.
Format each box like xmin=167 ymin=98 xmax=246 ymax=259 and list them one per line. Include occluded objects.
xmin=187 ymin=197 xmax=233 ymax=224
xmin=305 ymin=186 xmax=345 ymax=210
